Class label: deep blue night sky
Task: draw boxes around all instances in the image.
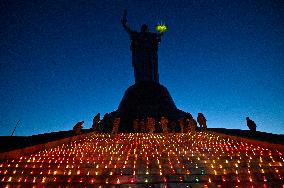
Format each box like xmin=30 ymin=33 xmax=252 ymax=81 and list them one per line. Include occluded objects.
xmin=1 ymin=0 xmax=283 ymax=136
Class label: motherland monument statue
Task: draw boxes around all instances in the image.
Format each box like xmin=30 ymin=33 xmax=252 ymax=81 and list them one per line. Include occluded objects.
xmin=103 ymin=10 xmax=186 ymax=133
xmin=121 ymin=9 xmax=165 ymax=83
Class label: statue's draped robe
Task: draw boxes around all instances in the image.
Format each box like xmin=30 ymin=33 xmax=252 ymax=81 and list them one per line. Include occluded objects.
xmin=129 ymin=31 xmax=161 ymax=83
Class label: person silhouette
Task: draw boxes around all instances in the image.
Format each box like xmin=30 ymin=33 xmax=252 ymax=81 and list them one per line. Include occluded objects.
xmin=197 ymin=113 xmax=207 ymax=131
xmin=246 ymin=117 xmax=257 ymax=131
xmin=92 ymin=113 xmax=100 ymax=131
xmin=73 ymin=121 xmax=84 ymax=134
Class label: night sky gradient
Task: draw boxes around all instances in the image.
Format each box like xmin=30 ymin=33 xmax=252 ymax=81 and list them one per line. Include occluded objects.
xmin=1 ymin=0 xmax=283 ymax=136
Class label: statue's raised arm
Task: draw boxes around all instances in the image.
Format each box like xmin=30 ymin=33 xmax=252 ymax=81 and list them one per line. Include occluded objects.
xmin=121 ymin=9 xmax=132 ymax=34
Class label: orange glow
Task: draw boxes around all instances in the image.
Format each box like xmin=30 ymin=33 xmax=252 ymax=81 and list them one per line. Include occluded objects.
xmin=0 ymin=132 xmax=283 ymax=186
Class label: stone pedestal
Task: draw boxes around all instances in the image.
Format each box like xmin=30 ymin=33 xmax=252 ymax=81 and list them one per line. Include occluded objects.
xmin=107 ymin=82 xmax=186 ymax=132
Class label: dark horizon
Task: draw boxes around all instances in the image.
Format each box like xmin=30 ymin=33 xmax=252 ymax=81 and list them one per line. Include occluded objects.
xmin=0 ymin=0 xmax=283 ymax=136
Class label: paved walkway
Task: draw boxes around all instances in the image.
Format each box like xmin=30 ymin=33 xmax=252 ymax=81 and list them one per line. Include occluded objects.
xmin=0 ymin=132 xmax=283 ymax=187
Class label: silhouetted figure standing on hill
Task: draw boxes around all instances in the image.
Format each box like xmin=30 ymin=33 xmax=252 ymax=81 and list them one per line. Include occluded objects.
xmin=160 ymin=116 xmax=169 ymax=133
xmin=121 ymin=9 xmax=164 ymax=83
xmin=73 ymin=121 xmax=84 ymax=134
xmin=139 ymin=119 xmax=146 ymax=133
xmin=178 ymin=117 xmax=185 ymax=133
xmin=133 ymin=118 xmax=139 ymax=132
xmin=92 ymin=113 xmax=100 ymax=131
xmin=184 ymin=113 xmax=193 ymax=133
xmin=197 ymin=113 xmax=207 ymax=131
xmin=111 ymin=117 xmax=121 ymax=135
xmin=170 ymin=121 xmax=177 ymax=133
xmin=146 ymin=117 xmax=156 ymax=133
xmin=189 ymin=117 xmax=197 ymax=133
xmin=246 ymin=117 xmax=257 ymax=132
xmin=101 ymin=113 xmax=109 ymax=132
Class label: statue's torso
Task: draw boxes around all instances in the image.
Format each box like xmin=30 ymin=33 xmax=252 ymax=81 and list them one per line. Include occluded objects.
xmin=128 ymin=31 xmax=161 ymax=83
xmin=130 ymin=32 xmax=160 ymax=51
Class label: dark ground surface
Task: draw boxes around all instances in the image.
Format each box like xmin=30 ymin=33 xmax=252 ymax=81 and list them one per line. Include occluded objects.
xmin=0 ymin=129 xmax=92 ymax=153
xmin=210 ymin=128 xmax=284 ymax=145
xmin=0 ymin=128 xmax=283 ymax=153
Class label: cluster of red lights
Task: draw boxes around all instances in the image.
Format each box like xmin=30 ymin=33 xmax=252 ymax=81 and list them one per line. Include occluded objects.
xmin=0 ymin=132 xmax=283 ymax=187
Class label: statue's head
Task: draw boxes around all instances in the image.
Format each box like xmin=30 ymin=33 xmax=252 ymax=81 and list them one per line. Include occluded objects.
xmin=141 ymin=24 xmax=149 ymax=33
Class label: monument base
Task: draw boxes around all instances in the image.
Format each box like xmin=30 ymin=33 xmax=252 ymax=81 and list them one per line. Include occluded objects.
xmin=106 ymin=82 xmax=187 ymax=132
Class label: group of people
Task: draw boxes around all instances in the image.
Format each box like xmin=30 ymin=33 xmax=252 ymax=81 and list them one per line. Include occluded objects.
xmin=72 ymin=113 xmax=207 ymax=134
xmin=133 ymin=117 xmax=156 ymax=133
xmin=126 ymin=113 xmax=207 ymax=134
xmin=72 ymin=113 xmax=102 ymax=134
xmin=73 ymin=113 xmax=257 ymax=134
xmin=159 ymin=113 xmax=207 ymax=134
